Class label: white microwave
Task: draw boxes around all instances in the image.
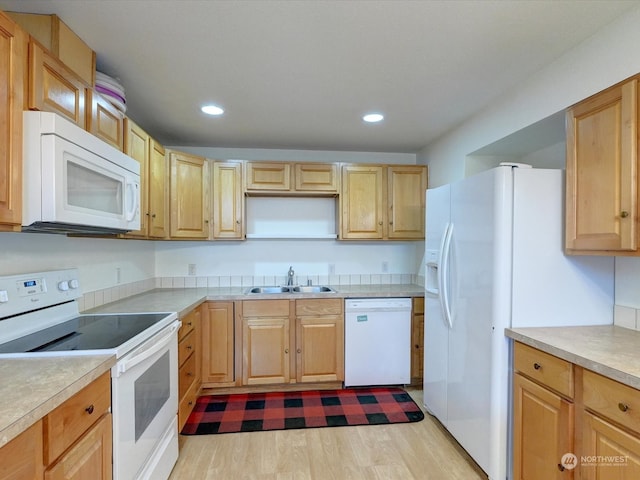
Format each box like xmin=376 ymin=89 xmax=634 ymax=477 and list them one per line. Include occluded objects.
xmin=22 ymin=112 xmax=140 ymax=234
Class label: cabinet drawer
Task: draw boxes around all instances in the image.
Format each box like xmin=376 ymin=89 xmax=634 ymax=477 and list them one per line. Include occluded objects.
xmin=43 ymin=371 xmax=111 ymax=464
xmin=242 ymin=299 xmax=290 ymax=317
xmin=514 ymin=342 xmax=573 ymax=399
xmin=295 ymin=298 xmax=342 ymax=316
xmin=584 ymin=369 xmax=640 ymax=434
xmin=179 ymin=309 xmax=197 ymax=340
xmin=178 ymin=380 xmax=199 ymax=432
xmin=178 ymin=329 xmax=196 ymax=366
xmin=179 ymin=351 xmax=197 ymax=399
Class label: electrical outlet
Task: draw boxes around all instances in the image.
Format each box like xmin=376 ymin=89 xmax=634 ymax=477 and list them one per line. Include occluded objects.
xmin=116 ymin=267 xmax=121 ymax=284
xmin=188 ymin=264 xmax=196 ymax=276
xmin=328 ymin=264 xmax=335 ymax=275
xmin=382 ymin=261 xmax=389 ymax=273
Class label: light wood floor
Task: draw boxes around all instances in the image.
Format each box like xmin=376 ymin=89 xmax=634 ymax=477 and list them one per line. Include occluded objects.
xmin=168 ymin=389 xmax=487 ymax=479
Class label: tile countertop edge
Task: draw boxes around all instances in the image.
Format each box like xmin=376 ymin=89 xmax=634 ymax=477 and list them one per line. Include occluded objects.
xmin=506 ymin=325 xmax=640 ymax=391
xmin=0 ymin=353 xmax=115 ymax=448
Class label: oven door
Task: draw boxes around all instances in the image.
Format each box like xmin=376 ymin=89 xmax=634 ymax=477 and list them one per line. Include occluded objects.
xmin=112 ymin=320 xmax=180 ymax=480
xmin=41 ymin=134 xmax=140 ymax=231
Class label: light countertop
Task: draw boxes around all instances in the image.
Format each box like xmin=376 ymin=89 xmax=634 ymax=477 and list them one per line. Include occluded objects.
xmin=506 ymin=325 xmax=640 ymax=390
xmin=0 ymin=354 xmax=115 ymax=448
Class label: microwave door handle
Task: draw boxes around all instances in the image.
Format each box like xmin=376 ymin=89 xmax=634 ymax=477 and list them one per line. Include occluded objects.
xmin=125 ymin=181 xmax=139 ymax=222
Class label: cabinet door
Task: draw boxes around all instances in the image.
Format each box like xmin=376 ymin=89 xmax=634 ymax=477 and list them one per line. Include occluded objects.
xmin=296 ymin=314 xmax=344 ymax=383
xmin=294 ymin=163 xmax=339 ymax=193
xmin=582 ymin=411 xmax=640 ymax=479
xmin=213 ymin=161 xmax=244 ymax=239
xmin=29 ymin=40 xmax=86 ymax=127
xmin=123 ymin=118 xmax=149 ymax=237
xmin=148 ymin=140 xmax=168 ymax=238
xmin=340 ymin=165 xmax=385 ymax=239
xmin=0 ymin=419 xmax=43 ymax=480
xmin=411 ymin=297 xmax=424 ymax=383
xmin=243 ymin=317 xmax=290 ymax=385
xmin=387 ymin=166 xmax=427 ymax=239
xmin=0 ymin=13 xmax=25 ymax=230
xmin=86 ymin=89 xmax=123 ymax=150
xmin=170 ymin=151 xmax=210 ymax=239
xmin=44 ymin=413 xmax=112 ymax=480
xmin=513 ymin=373 xmax=573 ymax=480
xmin=566 ymin=79 xmax=637 ymax=252
xmin=202 ymin=301 xmax=235 ymax=385
xmin=245 ymin=161 xmax=291 ymax=192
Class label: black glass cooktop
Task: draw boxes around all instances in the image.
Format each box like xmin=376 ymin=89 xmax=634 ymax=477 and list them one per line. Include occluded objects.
xmin=0 ymin=313 xmax=169 ymax=353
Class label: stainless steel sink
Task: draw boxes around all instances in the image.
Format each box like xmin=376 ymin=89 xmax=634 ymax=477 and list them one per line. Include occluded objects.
xmin=291 ymin=285 xmax=335 ymax=293
xmin=245 ymin=286 xmax=292 ymax=294
xmin=244 ymin=285 xmax=336 ymax=294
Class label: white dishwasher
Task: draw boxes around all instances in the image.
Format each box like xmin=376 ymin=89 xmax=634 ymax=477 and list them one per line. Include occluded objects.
xmin=344 ymin=297 xmax=412 ymax=387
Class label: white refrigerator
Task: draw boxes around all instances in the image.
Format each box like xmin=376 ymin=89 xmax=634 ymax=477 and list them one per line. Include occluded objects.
xmin=423 ymin=164 xmax=614 ymax=480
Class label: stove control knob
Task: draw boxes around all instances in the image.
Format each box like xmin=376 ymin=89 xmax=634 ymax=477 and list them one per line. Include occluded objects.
xmin=0 ymin=290 xmax=8 ymax=303
xmin=58 ymin=281 xmax=69 ymax=291
xmin=69 ymin=279 xmax=79 ymax=290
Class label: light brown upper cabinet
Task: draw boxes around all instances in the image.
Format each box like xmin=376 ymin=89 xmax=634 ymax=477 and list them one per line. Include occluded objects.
xmin=86 ymin=89 xmax=124 ymax=151
xmin=566 ymin=77 xmax=638 ymax=254
xmin=245 ymin=161 xmax=339 ymax=195
xmin=6 ymin=11 xmax=95 ymax=87
xmin=387 ymin=165 xmax=427 ymax=239
xmin=28 ymin=40 xmax=86 ymax=127
xmin=124 ymin=118 xmax=170 ymax=238
xmin=0 ymin=12 xmax=26 ymax=231
xmin=340 ymin=164 xmax=427 ymax=240
xmin=169 ymin=151 xmax=210 ymax=239
xmin=212 ymin=161 xmax=244 ymax=239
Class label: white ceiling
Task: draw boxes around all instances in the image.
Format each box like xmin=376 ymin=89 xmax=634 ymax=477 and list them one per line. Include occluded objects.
xmin=1 ymin=0 xmax=638 ymax=153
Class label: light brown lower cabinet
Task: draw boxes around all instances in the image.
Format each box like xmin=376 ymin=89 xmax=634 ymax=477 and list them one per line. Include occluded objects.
xmin=0 ymin=371 xmax=112 ymax=480
xmin=178 ymin=306 xmax=202 ymax=431
xmin=240 ymin=298 xmax=345 ymax=387
xmin=201 ymin=301 xmax=235 ymax=387
xmin=295 ymin=298 xmax=344 ymax=383
xmin=411 ymin=297 xmax=424 ymax=384
xmin=513 ymin=341 xmax=640 ymax=479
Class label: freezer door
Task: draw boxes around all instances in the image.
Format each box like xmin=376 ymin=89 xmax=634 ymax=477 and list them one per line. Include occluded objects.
xmin=445 ymin=166 xmax=512 ymax=479
xmin=423 ymin=184 xmax=450 ymax=422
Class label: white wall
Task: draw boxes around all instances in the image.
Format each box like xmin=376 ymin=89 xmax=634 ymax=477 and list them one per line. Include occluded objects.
xmin=418 ymin=5 xmax=640 ymax=187
xmin=0 ymin=232 xmax=155 ymax=292
xmin=155 ymin=239 xmax=424 ymax=283
xmin=418 ymin=5 xmax=640 ymax=311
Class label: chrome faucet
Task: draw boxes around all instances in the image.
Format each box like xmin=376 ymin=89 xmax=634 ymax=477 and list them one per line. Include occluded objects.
xmin=287 ymin=266 xmax=295 ymax=286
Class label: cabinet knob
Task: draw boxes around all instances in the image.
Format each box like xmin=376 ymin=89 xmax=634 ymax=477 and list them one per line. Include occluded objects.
xmin=236 ymin=220 xmax=241 ymax=224
xmin=557 ymin=463 xmax=565 ymax=472
xmin=533 ymin=363 xmax=541 ymax=370
xmin=187 ymin=345 xmax=193 ymax=350
xmin=85 ymin=404 xmax=95 ymax=415
xmin=205 ymin=219 xmax=209 ymax=224
xmin=145 ymin=212 xmax=150 ymax=217
xmin=619 ymin=402 xmax=629 ymax=412
xmin=297 ymin=348 xmax=302 ymax=354
xmin=151 ymin=213 xmax=157 ymax=218
xmin=378 ymin=221 xmax=383 ymax=225
xmin=621 ymin=211 xmax=629 ymax=218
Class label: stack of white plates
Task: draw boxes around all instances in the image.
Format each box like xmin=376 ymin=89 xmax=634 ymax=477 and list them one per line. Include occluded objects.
xmin=95 ymin=71 xmax=126 ymax=113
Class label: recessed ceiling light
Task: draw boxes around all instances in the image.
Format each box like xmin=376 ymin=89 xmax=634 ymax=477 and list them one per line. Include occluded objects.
xmin=363 ymin=113 xmax=384 ymax=123
xmin=201 ymin=104 xmax=224 ymax=116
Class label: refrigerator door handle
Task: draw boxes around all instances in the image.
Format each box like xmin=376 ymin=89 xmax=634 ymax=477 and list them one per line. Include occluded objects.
xmin=439 ymin=223 xmax=454 ymax=329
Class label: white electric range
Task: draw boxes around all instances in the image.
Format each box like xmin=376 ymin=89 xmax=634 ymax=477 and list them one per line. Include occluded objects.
xmin=0 ymin=268 xmax=180 ymax=480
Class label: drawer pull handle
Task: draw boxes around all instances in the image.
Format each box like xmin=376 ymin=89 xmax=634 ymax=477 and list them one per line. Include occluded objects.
xmin=85 ymin=405 xmax=94 ymax=415
xmin=557 ymin=463 xmax=565 ymax=472
xmin=533 ymin=363 xmax=541 ymax=370
xmin=619 ymin=402 xmax=629 ymax=412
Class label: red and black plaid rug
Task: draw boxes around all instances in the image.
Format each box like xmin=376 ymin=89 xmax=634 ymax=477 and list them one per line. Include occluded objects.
xmin=181 ymin=387 xmax=424 ymax=435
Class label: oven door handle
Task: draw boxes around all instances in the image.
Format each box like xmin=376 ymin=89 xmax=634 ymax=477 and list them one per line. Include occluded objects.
xmin=116 ymin=321 xmax=181 ymax=377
